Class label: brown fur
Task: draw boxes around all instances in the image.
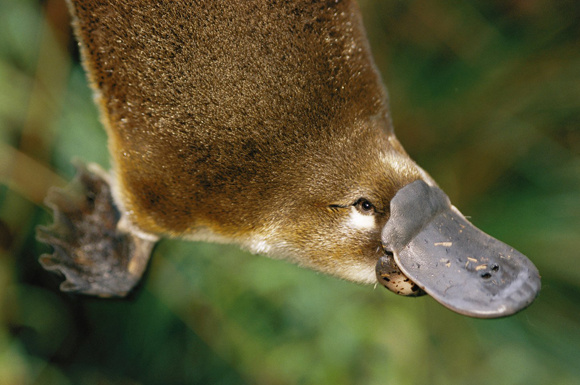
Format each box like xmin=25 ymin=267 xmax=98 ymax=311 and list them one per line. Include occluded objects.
xmin=66 ymin=0 xmax=424 ymax=280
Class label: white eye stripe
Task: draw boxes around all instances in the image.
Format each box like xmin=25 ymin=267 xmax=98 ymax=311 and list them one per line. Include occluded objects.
xmin=347 ymin=207 xmax=376 ymax=230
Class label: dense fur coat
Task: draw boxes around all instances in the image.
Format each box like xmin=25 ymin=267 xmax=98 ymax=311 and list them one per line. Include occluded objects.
xmin=68 ymin=0 xmax=423 ymax=283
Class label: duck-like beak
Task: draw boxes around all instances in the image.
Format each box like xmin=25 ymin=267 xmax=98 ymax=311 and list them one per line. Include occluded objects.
xmin=376 ymin=180 xmax=541 ymax=318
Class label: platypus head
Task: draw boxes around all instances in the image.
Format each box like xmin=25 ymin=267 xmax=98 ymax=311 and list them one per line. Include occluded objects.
xmin=251 ymin=112 xmax=539 ymax=318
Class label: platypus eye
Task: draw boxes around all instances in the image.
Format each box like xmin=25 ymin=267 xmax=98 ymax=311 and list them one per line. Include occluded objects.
xmin=355 ymin=198 xmax=375 ymax=214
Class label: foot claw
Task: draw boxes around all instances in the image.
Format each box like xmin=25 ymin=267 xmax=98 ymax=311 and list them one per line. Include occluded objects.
xmin=36 ymin=162 xmax=156 ymax=297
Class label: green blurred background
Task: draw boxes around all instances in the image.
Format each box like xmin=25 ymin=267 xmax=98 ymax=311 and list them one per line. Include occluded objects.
xmin=1 ymin=0 xmax=579 ymax=384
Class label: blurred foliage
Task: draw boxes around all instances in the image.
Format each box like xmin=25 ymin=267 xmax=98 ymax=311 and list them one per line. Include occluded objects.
xmin=1 ymin=0 xmax=579 ymax=384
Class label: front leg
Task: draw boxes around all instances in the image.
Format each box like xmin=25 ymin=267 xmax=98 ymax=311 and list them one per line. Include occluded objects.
xmin=36 ymin=162 xmax=157 ymax=297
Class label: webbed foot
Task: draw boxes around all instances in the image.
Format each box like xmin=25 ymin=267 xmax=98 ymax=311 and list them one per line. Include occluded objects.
xmin=36 ymin=162 xmax=157 ymax=297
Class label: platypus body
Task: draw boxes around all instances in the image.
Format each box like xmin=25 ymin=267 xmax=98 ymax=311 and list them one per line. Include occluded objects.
xmin=38 ymin=0 xmax=540 ymax=318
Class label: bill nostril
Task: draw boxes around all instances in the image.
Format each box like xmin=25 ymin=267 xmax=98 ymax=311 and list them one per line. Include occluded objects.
xmin=481 ymin=264 xmax=500 ymax=279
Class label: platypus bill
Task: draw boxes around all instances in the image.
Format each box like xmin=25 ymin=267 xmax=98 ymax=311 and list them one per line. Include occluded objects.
xmin=37 ymin=0 xmax=540 ymax=318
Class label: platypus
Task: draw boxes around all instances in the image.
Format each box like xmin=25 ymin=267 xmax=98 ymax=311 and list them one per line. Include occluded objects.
xmin=37 ymin=0 xmax=540 ymax=318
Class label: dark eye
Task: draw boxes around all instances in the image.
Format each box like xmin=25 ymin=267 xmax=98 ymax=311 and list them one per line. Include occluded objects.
xmin=355 ymin=198 xmax=375 ymax=214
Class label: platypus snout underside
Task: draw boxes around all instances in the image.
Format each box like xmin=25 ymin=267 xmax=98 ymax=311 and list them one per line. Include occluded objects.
xmin=37 ymin=0 xmax=540 ymax=318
